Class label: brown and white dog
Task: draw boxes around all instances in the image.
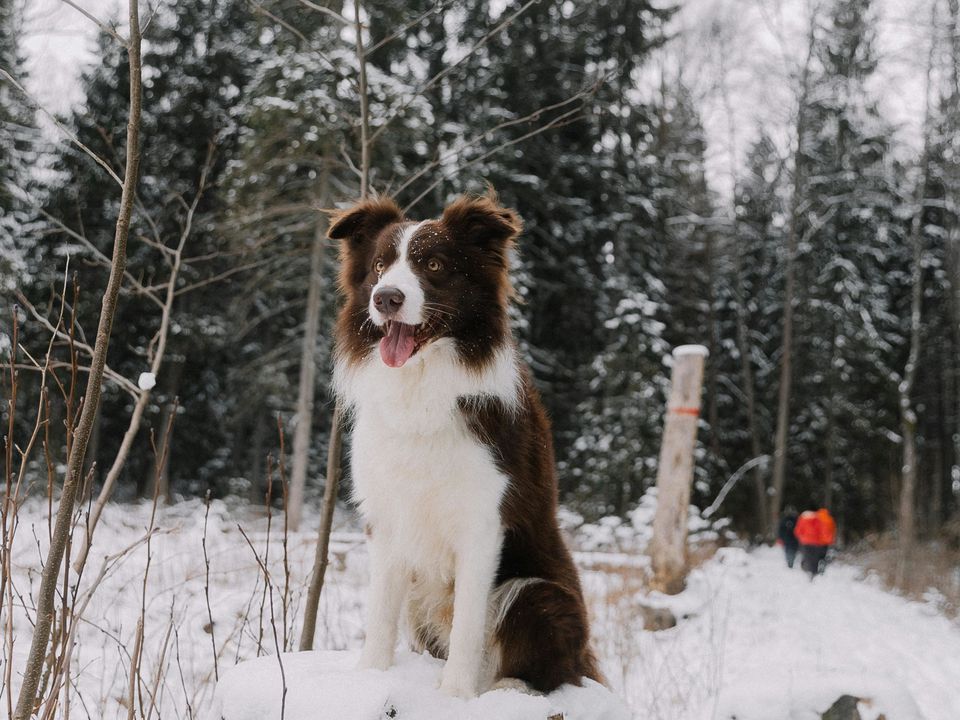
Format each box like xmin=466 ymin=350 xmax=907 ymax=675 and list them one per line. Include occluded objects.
xmin=330 ymin=193 xmax=600 ymax=698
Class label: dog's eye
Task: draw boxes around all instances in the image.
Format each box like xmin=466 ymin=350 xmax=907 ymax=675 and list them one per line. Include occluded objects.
xmin=374 ymin=260 xmax=384 ymax=274
xmin=427 ymin=258 xmax=443 ymax=272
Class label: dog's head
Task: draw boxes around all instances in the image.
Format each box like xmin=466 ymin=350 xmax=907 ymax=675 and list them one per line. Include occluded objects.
xmin=331 ymin=193 xmax=522 ymax=370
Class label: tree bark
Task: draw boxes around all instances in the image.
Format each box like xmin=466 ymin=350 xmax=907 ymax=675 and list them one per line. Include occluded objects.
xmin=152 ymin=356 xmax=184 ymax=503
xmin=650 ymin=345 xmax=708 ymax=594
xmin=897 ymin=5 xmax=936 ymax=587
xmin=13 ymin=3 xmax=142 ymax=717
xmin=300 ymin=0 xmax=369 ymax=650
xmin=288 ymin=161 xmax=331 ymax=531
xmin=299 ymin=405 xmax=343 ymax=651
xmin=770 ymin=13 xmax=817 ymax=536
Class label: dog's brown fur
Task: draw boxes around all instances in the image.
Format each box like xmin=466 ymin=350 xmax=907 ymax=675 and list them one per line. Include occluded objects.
xmin=330 ymin=193 xmax=601 ymax=692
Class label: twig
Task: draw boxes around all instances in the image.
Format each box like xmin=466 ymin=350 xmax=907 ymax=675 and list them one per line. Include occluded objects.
xmin=366 ymin=0 xmax=457 ymax=55
xmin=237 ymin=525 xmax=287 ymax=720
xmin=368 ymin=0 xmax=542 ymax=145
xmin=74 ymin=145 xmax=216 ymax=573
xmin=403 ymin=104 xmax=585 ymax=212
xmin=297 ymin=0 xmax=349 ymax=24
xmin=355 ymin=0 xmax=370 ymax=199
xmin=202 ymin=493 xmax=219 ymax=681
xmin=0 ymin=68 xmax=123 ymax=187
xmin=60 ymin=0 xmax=128 ymax=46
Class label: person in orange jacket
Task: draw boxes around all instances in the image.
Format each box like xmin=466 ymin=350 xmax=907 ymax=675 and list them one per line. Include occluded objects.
xmin=794 ymin=508 xmax=836 ymax=578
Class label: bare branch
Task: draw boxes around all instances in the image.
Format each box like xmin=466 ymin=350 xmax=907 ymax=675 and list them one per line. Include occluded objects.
xmin=13 ymin=291 xmax=141 ymax=397
xmin=367 ymin=0 xmax=457 ymax=55
xmin=0 ymin=68 xmax=124 ymax=187
xmin=368 ymin=0 xmax=541 ymax=145
xmin=403 ymin=105 xmax=585 ymax=213
xmin=297 ymin=0 xmax=349 ymax=25
xmin=393 ymin=84 xmax=596 ymax=198
xmin=247 ymin=0 xmax=356 ymax=87
xmin=60 ymin=0 xmax=128 ymax=46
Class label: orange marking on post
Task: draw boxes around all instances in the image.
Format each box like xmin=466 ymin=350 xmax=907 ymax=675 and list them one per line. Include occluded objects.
xmin=670 ymin=407 xmax=700 ymax=417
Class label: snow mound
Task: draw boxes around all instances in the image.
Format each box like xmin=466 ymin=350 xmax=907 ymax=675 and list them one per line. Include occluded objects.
xmin=209 ymin=650 xmax=631 ymax=720
xmin=714 ymin=670 xmax=923 ymax=720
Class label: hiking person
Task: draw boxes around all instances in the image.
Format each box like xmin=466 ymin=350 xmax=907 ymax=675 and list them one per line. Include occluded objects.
xmin=776 ymin=507 xmax=800 ymax=568
xmin=794 ymin=508 xmax=836 ymax=578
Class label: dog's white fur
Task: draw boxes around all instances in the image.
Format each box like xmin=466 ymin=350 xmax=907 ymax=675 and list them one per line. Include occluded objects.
xmin=335 ymin=291 xmax=522 ymax=697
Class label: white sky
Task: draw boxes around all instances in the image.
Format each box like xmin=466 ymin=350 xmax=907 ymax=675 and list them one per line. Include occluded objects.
xmin=19 ymin=0 xmax=932 ymax=198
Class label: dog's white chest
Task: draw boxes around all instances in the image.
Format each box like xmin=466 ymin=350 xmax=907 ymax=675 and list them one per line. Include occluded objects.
xmin=352 ymin=410 xmax=503 ymax=572
xmin=341 ymin=343 xmax=515 ymax=574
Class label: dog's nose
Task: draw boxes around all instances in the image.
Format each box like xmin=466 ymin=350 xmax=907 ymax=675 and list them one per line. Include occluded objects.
xmin=373 ymin=286 xmax=405 ymax=315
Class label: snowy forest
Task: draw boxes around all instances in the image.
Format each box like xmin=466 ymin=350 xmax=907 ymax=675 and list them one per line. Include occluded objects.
xmin=6 ymin=0 xmax=960 ymax=539
xmin=2 ymin=0 xmax=960 ymax=719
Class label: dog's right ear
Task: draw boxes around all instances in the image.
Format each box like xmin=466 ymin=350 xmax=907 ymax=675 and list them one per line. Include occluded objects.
xmin=327 ymin=197 xmax=404 ymax=245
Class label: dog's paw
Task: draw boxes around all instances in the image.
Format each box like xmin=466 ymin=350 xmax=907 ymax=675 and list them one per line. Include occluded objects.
xmin=356 ymin=648 xmax=393 ymax=672
xmin=491 ymin=677 xmax=540 ymax=695
xmin=438 ymin=668 xmax=478 ymax=699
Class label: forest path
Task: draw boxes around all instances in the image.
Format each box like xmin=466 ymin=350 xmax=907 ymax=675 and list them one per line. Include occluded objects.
xmin=664 ymin=546 xmax=960 ymax=720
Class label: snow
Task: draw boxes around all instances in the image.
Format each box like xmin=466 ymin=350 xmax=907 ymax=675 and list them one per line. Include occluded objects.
xmin=209 ymin=650 xmax=630 ymax=720
xmin=5 ymin=501 xmax=960 ymax=719
xmin=596 ymin=546 xmax=960 ymax=719
xmin=137 ymin=371 xmax=157 ymax=390
xmin=672 ymin=345 xmax=709 ymax=358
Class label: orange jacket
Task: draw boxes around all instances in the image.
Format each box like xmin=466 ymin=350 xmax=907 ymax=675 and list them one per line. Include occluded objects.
xmin=816 ymin=509 xmax=837 ymax=545
xmin=794 ymin=511 xmax=820 ymax=545
xmin=794 ymin=509 xmax=836 ymax=546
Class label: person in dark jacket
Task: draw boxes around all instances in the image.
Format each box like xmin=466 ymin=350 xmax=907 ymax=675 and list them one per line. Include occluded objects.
xmin=776 ymin=508 xmax=800 ymax=568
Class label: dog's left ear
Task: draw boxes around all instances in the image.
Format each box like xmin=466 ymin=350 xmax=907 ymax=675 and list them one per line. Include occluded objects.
xmin=327 ymin=197 xmax=404 ymax=245
xmin=441 ymin=193 xmax=522 ymax=254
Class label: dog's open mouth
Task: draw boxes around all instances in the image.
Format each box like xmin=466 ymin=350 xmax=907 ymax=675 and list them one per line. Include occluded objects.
xmin=379 ymin=321 xmax=432 ymax=368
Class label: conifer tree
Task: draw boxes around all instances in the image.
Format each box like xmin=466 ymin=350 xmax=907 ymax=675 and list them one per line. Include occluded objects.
xmin=0 ymin=0 xmax=39 ymax=290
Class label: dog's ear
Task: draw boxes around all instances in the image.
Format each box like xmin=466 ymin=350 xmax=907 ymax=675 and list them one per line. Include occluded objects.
xmin=327 ymin=197 xmax=404 ymax=245
xmin=441 ymin=192 xmax=522 ymax=254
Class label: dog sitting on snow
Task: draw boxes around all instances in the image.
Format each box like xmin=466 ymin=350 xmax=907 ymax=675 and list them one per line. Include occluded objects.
xmin=330 ymin=193 xmax=600 ymax=698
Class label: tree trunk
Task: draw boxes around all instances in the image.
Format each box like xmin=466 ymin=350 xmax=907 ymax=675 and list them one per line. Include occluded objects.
xmin=300 ymin=0 xmax=370 ymax=650
xmin=13 ymin=4 xmax=142 ymax=717
xmin=703 ymin=231 xmax=722 ymax=471
xmin=897 ymin=1 xmax=938 ymax=589
xmin=770 ymin=13 xmax=817 ymax=536
xmin=288 ymin=162 xmax=331 ymax=531
xmin=824 ymin=326 xmax=838 ymax=509
xmin=152 ymin=356 xmax=184 ymax=503
xmin=650 ymin=345 xmax=708 ymax=594
xmin=732 ymin=226 xmax=766 ymax=536
xmin=299 ymin=406 xmax=343 ymax=651
xmin=718 ymin=41 xmax=767 ymax=538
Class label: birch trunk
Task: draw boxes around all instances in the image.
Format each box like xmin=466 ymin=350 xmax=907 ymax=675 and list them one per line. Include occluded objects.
xmin=650 ymin=345 xmax=708 ymax=594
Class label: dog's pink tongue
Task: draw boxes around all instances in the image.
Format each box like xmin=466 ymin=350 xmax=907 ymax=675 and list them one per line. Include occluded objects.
xmin=380 ymin=323 xmax=416 ymax=368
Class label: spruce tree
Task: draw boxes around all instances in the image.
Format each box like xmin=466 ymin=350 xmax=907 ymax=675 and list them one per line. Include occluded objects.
xmin=0 ymin=0 xmax=39 ymax=290
xmin=789 ymin=0 xmax=902 ymax=529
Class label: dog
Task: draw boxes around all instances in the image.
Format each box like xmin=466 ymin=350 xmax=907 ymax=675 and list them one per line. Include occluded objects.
xmin=330 ymin=193 xmax=601 ymax=698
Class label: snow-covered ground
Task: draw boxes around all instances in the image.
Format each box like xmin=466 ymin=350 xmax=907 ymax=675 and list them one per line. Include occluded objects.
xmin=609 ymin=546 xmax=960 ymax=719
xmin=210 ymin=650 xmax=631 ymax=720
xmin=4 ymin=500 xmax=959 ymax=719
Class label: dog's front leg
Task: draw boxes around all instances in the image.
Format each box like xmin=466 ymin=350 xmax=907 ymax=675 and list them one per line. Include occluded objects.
xmin=358 ymin=531 xmax=407 ymax=671
xmin=439 ymin=522 xmax=502 ymax=698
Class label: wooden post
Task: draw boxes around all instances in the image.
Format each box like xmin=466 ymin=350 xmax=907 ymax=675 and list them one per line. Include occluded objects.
xmin=650 ymin=345 xmax=708 ymax=594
